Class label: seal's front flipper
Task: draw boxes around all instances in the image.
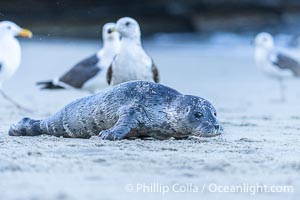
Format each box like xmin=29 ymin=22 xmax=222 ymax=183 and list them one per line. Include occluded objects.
xmin=99 ymin=129 xmax=126 ymax=140
xmin=99 ymin=106 xmax=141 ymax=140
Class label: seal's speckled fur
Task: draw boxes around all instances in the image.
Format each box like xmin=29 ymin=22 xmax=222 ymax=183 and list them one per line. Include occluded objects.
xmin=9 ymin=81 xmax=222 ymax=140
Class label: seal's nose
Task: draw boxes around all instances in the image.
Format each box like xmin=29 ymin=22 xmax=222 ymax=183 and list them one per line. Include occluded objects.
xmin=214 ymin=124 xmax=220 ymax=129
xmin=214 ymin=124 xmax=223 ymax=133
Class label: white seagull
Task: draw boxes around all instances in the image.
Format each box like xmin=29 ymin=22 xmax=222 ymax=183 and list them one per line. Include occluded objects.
xmin=0 ymin=21 xmax=32 ymax=110
xmin=107 ymin=17 xmax=159 ymax=86
xmin=37 ymin=22 xmax=120 ymax=93
xmin=254 ymin=32 xmax=300 ymax=101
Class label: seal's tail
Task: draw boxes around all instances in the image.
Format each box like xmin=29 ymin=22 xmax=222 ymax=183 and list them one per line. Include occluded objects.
xmin=9 ymin=118 xmax=43 ymax=136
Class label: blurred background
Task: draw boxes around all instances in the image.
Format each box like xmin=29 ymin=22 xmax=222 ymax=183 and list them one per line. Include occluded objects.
xmin=1 ymin=0 xmax=300 ymax=38
xmin=1 ymin=2 xmax=300 ymax=200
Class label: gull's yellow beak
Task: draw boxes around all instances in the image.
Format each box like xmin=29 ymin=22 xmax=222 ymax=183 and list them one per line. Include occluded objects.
xmin=18 ymin=28 xmax=33 ymax=38
xmin=108 ymin=27 xmax=117 ymax=34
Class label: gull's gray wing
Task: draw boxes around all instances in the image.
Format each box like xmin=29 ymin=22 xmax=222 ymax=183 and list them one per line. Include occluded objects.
xmin=59 ymin=54 xmax=100 ymax=88
xmin=151 ymin=60 xmax=159 ymax=83
xmin=106 ymin=64 xmax=113 ymax=85
xmin=106 ymin=55 xmax=118 ymax=85
xmin=271 ymin=53 xmax=300 ymax=77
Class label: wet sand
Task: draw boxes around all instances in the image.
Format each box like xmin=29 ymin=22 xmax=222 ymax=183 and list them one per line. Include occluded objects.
xmin=0 ymin=36 xmax=299 ymax=200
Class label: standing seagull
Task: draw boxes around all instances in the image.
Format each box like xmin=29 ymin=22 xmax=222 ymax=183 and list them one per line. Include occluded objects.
xmin=254 ymin=32 xmax=300 ymax=102
xmin=0 ymin=21 xmax=32 ymax=110
xmin=107 ymin=17 xmax=159 ymax=86
xmin=37 ymin=23 xmax=120 ymax=93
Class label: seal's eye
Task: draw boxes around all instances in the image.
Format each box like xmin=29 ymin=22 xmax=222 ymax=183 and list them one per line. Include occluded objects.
xmin=194 ymin=112 xmax=203 ymax=119
xmin=125 ymin=22 xmax=130 ymax=26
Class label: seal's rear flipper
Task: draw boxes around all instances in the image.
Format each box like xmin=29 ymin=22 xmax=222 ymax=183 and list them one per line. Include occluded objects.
xmin=9 ymin=118 xmax=43 ymax=136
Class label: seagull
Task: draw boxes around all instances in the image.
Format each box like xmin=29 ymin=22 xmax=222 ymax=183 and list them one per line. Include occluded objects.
xmin=254 ymin=32 xmax=300 ymax=102
xmin=37 ymin=22 xmax=120 ymax=93
xmin=106 ymin=17 xmax=159 ymax=86
xmin=0 ymin=21 xmax=32 ymax=111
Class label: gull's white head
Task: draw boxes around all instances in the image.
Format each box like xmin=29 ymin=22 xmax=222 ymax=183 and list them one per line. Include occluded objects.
xmin=115 ymin=17 xmax=141 ymax=40
xmin=254 ymin=32 xmax=274 ymax=50
xmin=0 ymin=21 xmax=32 ymax=39
xmin=102 ymin=22 xmax=120 ymax=42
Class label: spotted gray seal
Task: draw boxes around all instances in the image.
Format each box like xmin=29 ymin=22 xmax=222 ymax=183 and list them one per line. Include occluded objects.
xmin=9 ymin=81 xmax=223 ymax=140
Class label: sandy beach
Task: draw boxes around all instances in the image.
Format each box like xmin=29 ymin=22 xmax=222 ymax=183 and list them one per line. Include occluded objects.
xmin=0 ymin=35 xmax=299 ymax=200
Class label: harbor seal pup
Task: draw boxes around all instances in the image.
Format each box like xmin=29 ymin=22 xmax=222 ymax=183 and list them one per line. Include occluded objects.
xmin=9 ymin=81 xmax=223 ymax=140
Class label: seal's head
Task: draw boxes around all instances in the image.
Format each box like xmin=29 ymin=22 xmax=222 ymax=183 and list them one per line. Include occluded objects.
xmin=176 ymin=95 xmax=223 ymax=137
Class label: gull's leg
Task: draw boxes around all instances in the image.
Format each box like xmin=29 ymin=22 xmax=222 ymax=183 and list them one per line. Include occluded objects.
xmin=0 ymin=90 xmax=33 ymax=113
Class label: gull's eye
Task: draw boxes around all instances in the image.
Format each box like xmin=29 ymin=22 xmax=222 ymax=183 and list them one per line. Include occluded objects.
xmin=125 ymin=22 xmax=130 ymax=26
xmin=214 ymin=112 xmax=217 ymax=117
xmin=7 ymin=26 xmax=11 ymax=30
xmin=194 ymin=112 xmax=203 ymax=119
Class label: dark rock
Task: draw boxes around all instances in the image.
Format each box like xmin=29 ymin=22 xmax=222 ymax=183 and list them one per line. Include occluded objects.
xmin=0 ymin=0 xmax=300 ymax=37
